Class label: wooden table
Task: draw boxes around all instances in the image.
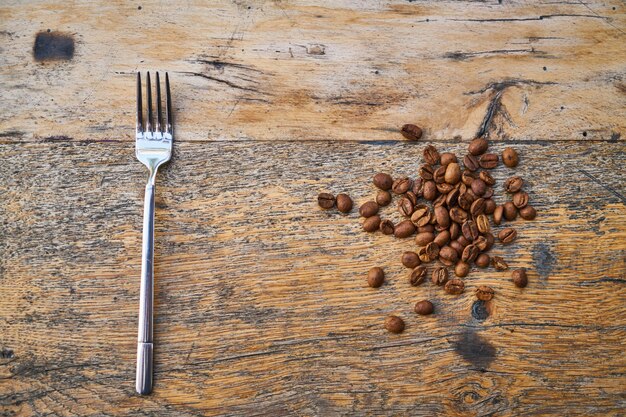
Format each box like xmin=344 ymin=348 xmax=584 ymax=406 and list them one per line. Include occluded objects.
xmin=1 ymin=1 xmax=625 ymax=416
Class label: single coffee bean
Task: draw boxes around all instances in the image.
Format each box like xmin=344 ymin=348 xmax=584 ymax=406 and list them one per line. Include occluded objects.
xmin=415 ymin=232 xmax=435 ymax=246
xmin=455 ymin=261 xmax=470 ymax=277
xmin=376 ymin=190 xmax=392 ymax=206
xmin=439 ymin=245 xmax=459 ymax=265
xmin=449 ymin=207 xmax=469 ymax=224
xmin=336 ymin=193 xmax=353 ymax=213
xmin=398 ymin=197 xmax=414 ymax=217
xmin=392 ymin=177 xmax=412 ymax=195
xmin=479 ymin=171 xmax=495 ymax=186
xmin=462 ymin=220 xmax=479 ymax=241
xmin=484 ymin=198 xmax=496 ymax=215
xmin=493 ymin=205 xmax=504 ymax=225
xmin=505 ymin=176 xmax=523 ymax=193
xmin=414 ymin=300 xmax=434 ymax=315
xmin=457 ymin=235 xmax=470 ymax=247
xmin=433 ymin=166 xmax=447 ymax=184
xmin=450 ymin=240 xmax=464 ymax=257
xmin=449 ymin=222 xmax=460 ymax=240
xmin=373 ymin=173 xmax=393 ymax=191
xmin=431 ymin=194 xmax=445 ymax=209
xmin=479 ymin=153 xmax=498 ymax=169
xmin=423 ymin=180 xmax=438 ymax=201
xmin=512 ymin=268 xmax=528 ymax=288
xmin=434 ymin=205 xmax=450 ymax=228
xmin=473 ymin=235 xmax=488 ymax=251
xmin=502 ymin=147 xmax=519 ymax=167
xmin=446 ymin=188 xmax=460 ymax=208
xmin=461 ymin=169 xmax=475 ymax=186
xmin=318 ymin=192 xmax=335 ymax=209
xmin=475 ymin=253 xmax=490 ymax=268
xmin=444 ymin=278 xmax=465 ymax=295
xmin=483 ymin=187 xmax=494 ymax=199
xmin=503 ymin=201 xmax=518 ymax=221
xmin=470 ymin=179 xmax=486 ymax=197
xmin=417 ymin=246 xmax=430 ymax=263
xmin=409 ymin=265 xmax=427 ymax=286
xmin=464 ymin=154 xmax=480 ymax=172
xmin=359 ymin=201 xmax=379 ymax=217
xmin=498 ymin=227 xmax=517 ymax=244
xmin=405 ymin=191 xmax=418 ymax=206
xmin=394 ymin=220 xmax=416 ymax=238
xmin=431 ymin=266 xmax=449 ymax=286
xmin=470 ymin=198 xmax=486 ymax=217
xmin=441 ymin=152 xmax=458 ymax=165
xmin=513 ymin=191 xmax=529 ymax=209
xmin=461 ymin=244 xmax=480 ymax=263
xmin=423 ymin=145 xmax=440 ymax=165
xmin=385 ymin=315 xmax=405 ymax=333
xmin=367 ymin=267 xmax=385 ymax=288
xmin=475 ymin=286 xmax=494 ymax=301
xmin=476 ymin=214 xmax=490 ymax=234
xmin=419 ymin=164 xmax=434 ymax=180
xmin=401 ymin=123 xmax=423 ymax=141
xmin=433 ymin=230 xmax=451 ymax=247
xmin=484 ymin=232 xmax=495 ymax=250
xmin=436 ymin=183 xmax=454 ymax=195
xmin=402 ymin=251 xmax=421 ymax=268
xmin=519 ymin=205 xmax=537 ymax=220
xmin=445 ymin=162 xmax=461 ymax=185
xmin=363 ymin=215 xmax=381 ymax=232
xmin=425 ymin=242 xmax=440 ymax=261
xmin=418 ymin=224 xmax=435 ymax=233
xmin=380 ymin=219 xmax=395 ymax=235
xmin=458 ymin=191 xmax=475 ymax=211
xmin=412 ymin=178 xmax=424 ymax=196
xmin=468 ymin=137 xmax=488 ymax=155
xmin=492 ymin=256 xmax=509 ymax=270
xmin=411 ymin=205 xmax=433 ymax=227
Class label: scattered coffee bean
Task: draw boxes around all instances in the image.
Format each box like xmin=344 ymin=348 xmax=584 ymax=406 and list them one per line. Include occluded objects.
xmin=318 ymin=192 xmax=335 ymax=209
xmin=363 ymin=215 xmax=381 ymax=232
xmin=394 ymin=220 xmax=416 ymax=238
xmin=423 ymin=180 xmax=438 ymax=201
xmin=512 ymin=268 xmax=528 ymax=288
xmin=440 ymin=152 xmax=458 ymax=165
xmin=449 ymin=207 xmax=469 ymax=224
xmin=503 ymin=201 xmax=518 ymax=221
xmin=431 ymin=266 xmax=449 ymax=286
xmin=474 ymin=235 xmax=488 ymax=251
xmin=401 ymin=251 xmax=421 ymax=268
xmin=483 ymin=187 xmax=494 ymax=199
xmin=423 ymin=145 xmax=440 ymax=165
xmin=479 ymin=171 xmax=495 ymax=186
xmin=411 ymin=205 xmax=432 ymax=227
xmin=475 ymin=214 xmax=490 ymax=234
xmin=401 ymin=124 xmax=423 ymax=141
xmin=468 ymin=137 xmax=488 ymax=156
xmin=373 ymin=173 xmax=393 ymax=191
xmin=415 ymin=231 xmax=435 ymax=246
xmin=436 ymin=182 xmax=454 ymax=195
xmin=493 ymin=205 xmax=504 ymax=225
xmin=492 ymin=256 xmax=509 ymax=270
xmin=368 ymin=267 xmax=385 ymax=288
xmin=380 ymin=219 xmax=395 ymax=235
xmin=385 ymin=315 xmax=405 ymax=333
xmin=392 ymin=177 xmax=412 ymax=194
xmin=498 ymin=227 xmax=517 ymax=244
xmin=505 ymin=176 xmax=523 ymax=193
xmin=336 ymin=193 xmax=353 ymax=213
xmin=519 ymin=205 xmax=537 ymax=220
xmin=485 ymin=232 xmax=495 ymax=250
xmin=405 ymin=191 xmax=418 ymax=206
xmin=398 ymin=197 xmax=415 ymax=217
xmin=476 ymin=286 xmax=494 ymax=301
xmin=471 ymin=178 xmax=487 ymax=197
xmin=484 ymin=198 xmax=496 ymax=215
xmin=461 ymin=244 xmax=480 ymax=263
xmin=360 ymin=201 xmax=379 ymax=218
xmin=419 ymin=164 xmax=434 ymax=180
xmin=433 ymin=166 xmax=447 ymax=184
xmin=414 ymin=300 xmax=434 ymax=315
xmin=450 ymin=240 xmax=464 ymax=257
xmin=449 ymin=222 xmax=460 ymax=240
xmin=409 ymin=266 xmax=427 ymax=286
xmin=425 ymin=242 xmax=440 ymax=261
xmin=439 ymin=245 xmax=459 ymax=266
xmin=434 ymin=205 xmax=450 ymax=228
xmin=444 ymin=278 xmax=465 ymax=295
xmin=502 ymin=147 xmax=519 ymax=167
xmin=513 ymin=191 xmax=529 ymax=209
xmin=455 ymin=261 xmax=470 ymax=277
xmin=475 ymin=253 xmax=490 ymax=268
xmin=462 ymin=220 xmax=479 ymax=241
xmin=457 ymin=235 xmax=470 ymax=247
xmin=417 ymin=224 xmax=435 ymax=233
xmin=479 ymin=153 xmax=498 ymax=169
xmin=445 ymin=163 xmax=461 ymax=184
xmin=412 ymin=178 xmax=424 ymax=196
xmin=464 ymin=154 xmax=480 ymax=171
xmin=433 ymin=230 xmax=451 ymax=247
xmin=376 ymin=190 xmax=392 ymax=206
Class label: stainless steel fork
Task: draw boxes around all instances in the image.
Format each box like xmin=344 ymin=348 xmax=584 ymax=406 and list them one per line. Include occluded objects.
xmin=135 ymin=72 xmax=173 ymax=395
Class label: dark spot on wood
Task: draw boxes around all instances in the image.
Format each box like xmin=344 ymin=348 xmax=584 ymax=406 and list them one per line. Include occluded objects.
xmin=453 ymin=330 xmax=496 ymax=368
xmin=561 ymin=106 xmax=564 ymax=110
xmin=532 ymin=241 xmax=556 ymax=279
xmin=1 ymin=347 xmax=14 ymax=358
xmin=582 ymin=131 xmax=587 ymax=137
xmin=138 ymin=5 xmax=142 ymax=10
xmin=33 ymin=31 xmax=75 ymax=61
xmin=471 ymin=300 xmax=489 ymax=321
xmin=69 ymin=288 xmax=76 ymax=294
xmin=543 ymin=66 xmax=547 ymax=71
xmin=42 ymin=135 xmax=73 ymax=142
xmin=609 ymin=132 xmax=620 ymax=142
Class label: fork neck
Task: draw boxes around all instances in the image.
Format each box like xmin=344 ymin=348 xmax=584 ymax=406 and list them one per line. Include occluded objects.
xmin=147 ymin=168 xmax=158 ymax=186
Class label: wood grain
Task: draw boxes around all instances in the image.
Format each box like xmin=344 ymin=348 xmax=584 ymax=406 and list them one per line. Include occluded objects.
xmin=1 ymin=140 xmax=625 ymax=416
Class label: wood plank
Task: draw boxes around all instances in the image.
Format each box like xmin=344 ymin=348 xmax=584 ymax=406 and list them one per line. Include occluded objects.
xmin=0 ymin=0 xmax=625 ymax=143
xmin=1 ymin=140 xmax=624 ymax=416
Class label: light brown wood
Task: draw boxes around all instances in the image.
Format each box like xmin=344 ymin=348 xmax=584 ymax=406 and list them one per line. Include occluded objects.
xmin=0 ymin=1 xmax=625 ymax=416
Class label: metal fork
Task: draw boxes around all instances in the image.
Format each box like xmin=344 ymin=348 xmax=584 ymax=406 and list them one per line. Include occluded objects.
xmin=135 ymin=71 xmax=173 ymax=395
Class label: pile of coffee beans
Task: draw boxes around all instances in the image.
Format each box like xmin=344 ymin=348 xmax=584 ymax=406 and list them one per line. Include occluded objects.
xmin=318 ymin=128 xmax=536 ymax=333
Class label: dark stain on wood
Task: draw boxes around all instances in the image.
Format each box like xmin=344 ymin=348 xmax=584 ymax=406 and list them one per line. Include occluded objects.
xmin=33 ymin=31 xmax=75 ymax=61
xmin=532 ymin=241 xmax=556 ymax=279
xmin=1 ymin=347 xmax=15 ymax=359
xmin=453 ymin=329 xmax=496 ymax=369
xmin=471 ymin=300 xmax=490 ymax=321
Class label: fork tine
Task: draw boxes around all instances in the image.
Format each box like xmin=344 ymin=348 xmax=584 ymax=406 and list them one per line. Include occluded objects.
xmin=146 ymin=72 xmax=153 ymax=133
xmin=136 ymin=73 xmax=143 ymax=134
xmin=155 ymin=72 xmax=163 ymax=133
xmin=165 ymin=72 xmax=173 ymax=135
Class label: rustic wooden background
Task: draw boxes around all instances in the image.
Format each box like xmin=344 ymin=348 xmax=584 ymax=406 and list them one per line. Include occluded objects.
xmin=1 ymin=1 xmax=625 ymax=416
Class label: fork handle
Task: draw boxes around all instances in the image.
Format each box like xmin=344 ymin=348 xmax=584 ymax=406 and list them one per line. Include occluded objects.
xmin=136 ymin=183 xmax=155 ymax=395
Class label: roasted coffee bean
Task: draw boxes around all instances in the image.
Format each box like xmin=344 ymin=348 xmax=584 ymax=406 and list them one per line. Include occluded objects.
xmin=484 ymin=198 xmax=496 ymax=215
xmin=394 ymin=220 xmax=416 ymax=238
xmin=462 ymin=220 xmax=479 ymax=241
xmin=502 ymin=147 xmax=519 ymax=167
xmin=479 ymin=171 xmax=495 ymax=186
xmin=433 ymin=230 xmax=451 ymax=248
xmin=430 ymin=194 xmax=444 ymax=209
xmin=425 ymin=242 xmax=440 ymax=260
xmin=458 ymin=191 xmax=475 ymax=211
xmin=471 ymin=178 xmax=487 ymax=197
xmin=479 ymin=153 xmax=498 ymax=169
xmin=476 ymin=214 xmax=490 ymax=234
xmin=493 ymin=205 xmax=504 ymax=225
xmin=435 ymin=224 xmax=448 ymax=233
xmin=363 ymin=215 xmax=381 ymax=232
xmin=373 ymin=173 xmax=393 ymax=191
xmin=336 ymin=193 xmax=353 ymax=213
xmin=431 ymin=266 xmax=449 ymax=286
xmin=461 ymin=244 xmax=480 ymax=263
xmin=385 ymin=315 xmax=405 ymax=333
xmin=436 ymin=183 xmax=454 ymax=195
xmin=475 ymin=253 xmax=490 ymax=268
xmin=455 ymin=261 xmax=470 ymax=277
xmin=444 ymin=162 xmax=461 ymax=185
xmin=475 ymin=286 xmax=494 ymax=301
xmin=450 ymin=240 xmax=464 ymax=257
xmin=449 ymin=207 xmax=469 ymax=224
xmin=434 ymin=205 xmax=450 ymax=228
xmin=376 ymin=190 xmax=392 ymax=207
xmin=444 ymin=278 xmax=465 ymax=295
xmin=398 ymin=197 xmax=415 ymax=217
xmin=483 ymin=187 xmax=494 ymax=199
xmin=380 ymin=219 xmax=395 ymax=235
xmin=367 ymin=267 xmax=385 ymax=288
xmin=414 ymin=300 xmax=434 ymax=315
xmin=415 ymin=232 xmax=435 ymax=246
xmin=492 ymin=256 xmax=509 ymax=270
xmin=401 ymin=123 xmax=423 ymax=141
xmin=503 ymin=201 xmax=518 ymax=221
xmin=484 ymin=232 xmax=495 ymax=250
xmin=505 ymin=176 xmax=523 ymax=193
xmin=473 ymin=235 xmax=488 ymax=251
xmin=512 ymin=268 xmax=528 ymax=288
xmin=440 ymin=152 xmax=458 ymax=165
xmin=392 ymin=177 xmax=412 ymax=194
xmin=446 ymin=188 xmax=460 ymax=208
xmin=360 ymin=201 xmax=379 ymax=217
xmin=402 ymin=251 xmax=421 ymax=268
xmin=423 ymin=180 xmax=438 ymax=201
xmin=470 ymin=198 xmax=486 ymax=217
xmin=457 ymin=235 xmax=470 ymax=247
xmin=318 ymin=192 xmax=335 ymax=209
xmin=418 ymin=224 xmax=435 ymax=233
xmin=419 ymin=164 xmax=434 ymax=180
xmin=417 ymin=246 xmax=431 ymax=263
xmin=498 ymin=227 xmax=517 ymax=244
xmin=412 ymin=178 xmax=424 ymax=196
xmin=433 ymin=166 xmax=446 ymax=184
xmin=519 ymin=205 xmax=537 ymax=220
xmin=409 ymin=266 xmax=427 ymax=286
xmin=461 ymin=170 xmax=475 ymax=186
xmin=513 ymin=191 xmax=529 ymax=209
xmin=449 ymin=222 xmax=461 ymax=240
xmin=468 ymin=137 xmax=488 ymax=155
xmin=423 ymin=145 xmax=440 ymax=165
xmin=411 ymin=205 xmax=432 ymax=227
xmin=439 ymin=245 xmax=459 ymax=265
xmin=464 ymin=154 xmax=480 ymax=172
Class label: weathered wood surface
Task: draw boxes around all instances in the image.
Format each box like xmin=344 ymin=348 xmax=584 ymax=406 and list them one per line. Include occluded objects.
xmin=1 ymin=0 xmax=625 ymax=416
